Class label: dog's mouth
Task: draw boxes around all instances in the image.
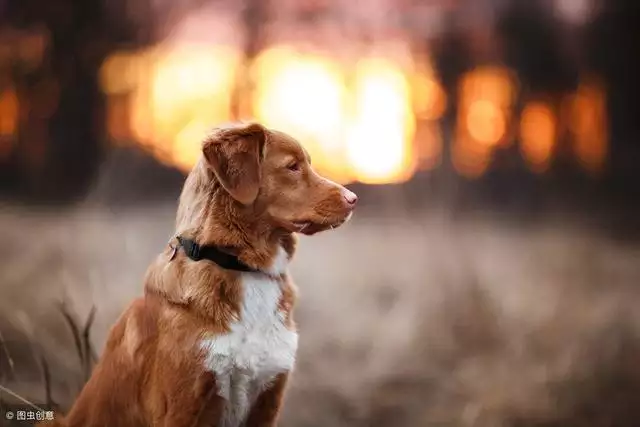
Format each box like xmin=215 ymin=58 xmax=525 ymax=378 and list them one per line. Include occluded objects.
xmin=289 ymin=211 xmax=353 ymax=236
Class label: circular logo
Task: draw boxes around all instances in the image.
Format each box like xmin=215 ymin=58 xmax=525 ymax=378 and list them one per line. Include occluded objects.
xmin=5 ymin=411 xmax=14 ymax=420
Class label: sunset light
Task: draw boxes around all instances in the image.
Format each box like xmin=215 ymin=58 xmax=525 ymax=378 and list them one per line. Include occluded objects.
xmin=520 ymin=101 xmax=556 ymax=172
xmin=253 ymin=47 xmax=350 ymax=181
xmin=98 ymin=42 xmax=607 ymax=183
xmin=0 ymin=86 xmax=17 ymax=160
xmin=453 ymin=66 xmax=516 ymax=178
xmin=345 ymin=58 xmax=416 ymax=183
xmin=255 ymin=49 xmax=416 ymax=184
xmin=145 ymin=46 xmax=239 ymax=170
xmin=566 ymin=78 xmax=608 ymax=174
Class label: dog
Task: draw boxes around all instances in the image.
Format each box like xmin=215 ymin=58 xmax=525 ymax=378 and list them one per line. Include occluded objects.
xmin=40 ymin=122 xmax=357 ymax=427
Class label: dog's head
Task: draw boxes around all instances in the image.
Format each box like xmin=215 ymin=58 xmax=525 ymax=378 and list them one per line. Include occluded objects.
xmin=188 ymin=122 xmax=357 ymax=236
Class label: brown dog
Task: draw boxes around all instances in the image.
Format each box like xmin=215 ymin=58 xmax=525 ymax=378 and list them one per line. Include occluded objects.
xmin=41 ymin=122 xmax=357 ymax=427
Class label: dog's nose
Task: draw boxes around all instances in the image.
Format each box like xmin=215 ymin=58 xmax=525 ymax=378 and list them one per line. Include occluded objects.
xmin=342 ymin=189 xmax=358 ymax=206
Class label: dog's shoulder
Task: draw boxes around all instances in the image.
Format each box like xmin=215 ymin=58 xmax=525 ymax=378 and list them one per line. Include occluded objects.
xmin=103 ymin=296 xmax=161 ymax=360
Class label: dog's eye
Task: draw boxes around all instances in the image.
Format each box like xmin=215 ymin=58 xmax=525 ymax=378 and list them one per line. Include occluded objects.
xmin=286 ymin=162 xmax=300 ymax=172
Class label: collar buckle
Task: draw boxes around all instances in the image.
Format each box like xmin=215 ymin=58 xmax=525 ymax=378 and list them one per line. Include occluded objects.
xmin=187 ymin=241 xmax=202 ymax=260
xmin=180 ymin=238 xmax=202 ymax=261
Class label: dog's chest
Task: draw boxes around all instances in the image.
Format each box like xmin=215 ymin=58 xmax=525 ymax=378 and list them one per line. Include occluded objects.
xmin=199 ymin=271 xmax=298 ymax=426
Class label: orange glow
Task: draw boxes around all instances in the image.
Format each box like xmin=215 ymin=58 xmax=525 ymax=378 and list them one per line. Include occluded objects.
xmin=414 ymin=124 xmax=443 ymax=171
xmin=100 ymin=45 xmax=241 ymax=170
xmin=174 ymin=119 xmax=211 ymax=169
xmin=253 ymin=47 xmax=345 ymax=140
xmin=411 ymin=58 xmax=445 ymax=171
xmin=452 ymin=136 xmax=492 ymax=179
xmin=100 ymin=43 xmax=437 ymax=183
xmin=105 ymin=96 xmax=132 ymax=142
xmin=566 ymin=78 xmax=608 ymax=174
xmin=99 ymin=51 xmax=141 ymax=95
xmin=101 ymin=53 xmax=140 ymax=142
xmin=253 ymin=46 xmax=350 ymax=181
xmin=0 ymin=87 xmax=18 ymax=136
xmin=412 ymin=59 xmax=447 ymax=121
xmin=454 ymin=66 xmax=516 ymax=178
xmin=466 ymin=99 xmax=506 ymax=146
xmin=345 ymin=58 xmax=416 ymax=184
xmin=101 ymin=50 xmax=150 ymax=143
xmin=460 ymin=67 xmax=515 ymax=107
xmin=254 ymin=49 xmax=416 ymax=184
xmin=520 ymin=102 xmax=556 ymax=173
xmin=459 ymin=66 xmax=515 ymax=147
xmin=129 ymin=51 xmax=156 ymax=146
xmin=147 ymin=46 xmax=239 ymax=171
xmin=0 ymin=86 xmax=18 ymax=160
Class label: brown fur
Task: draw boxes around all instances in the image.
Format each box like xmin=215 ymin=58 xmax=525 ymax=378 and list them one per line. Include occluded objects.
xmin=38 ymin=122 xmax=356 ymax=427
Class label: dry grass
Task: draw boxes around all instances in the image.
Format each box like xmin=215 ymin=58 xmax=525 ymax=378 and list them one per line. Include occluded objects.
xmin=1 ymin=202 xmax=639 ymax=426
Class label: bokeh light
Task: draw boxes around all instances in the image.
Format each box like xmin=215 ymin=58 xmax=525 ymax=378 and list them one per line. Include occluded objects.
xmin=453 ymin=66 xmax=516 ymax=178
xmin=345 ymin=58 xmax=416 ymax=184
xmin=520 ymin=101 xmax=557 ymax=173
xmin=566 ymin=78 xmax=608 ymax=175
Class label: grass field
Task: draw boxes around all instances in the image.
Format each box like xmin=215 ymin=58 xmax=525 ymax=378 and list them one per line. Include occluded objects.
xmin=1 ymin=202 xmax=639 ymax=426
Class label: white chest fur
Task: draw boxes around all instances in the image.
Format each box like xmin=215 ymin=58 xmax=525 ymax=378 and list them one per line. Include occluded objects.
xmin=199 ymin=249 xmax=298 ymax=427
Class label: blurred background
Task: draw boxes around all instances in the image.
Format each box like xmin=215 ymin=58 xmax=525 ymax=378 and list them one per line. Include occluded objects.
xmin=1 ymin=0 xmax=639 ymax=425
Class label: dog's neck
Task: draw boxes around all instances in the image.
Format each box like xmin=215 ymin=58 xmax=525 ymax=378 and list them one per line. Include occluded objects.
xmin=144 ymin=231 xmax=296 ymax=324
xmin=144 ymin=172 xmax=297 ymax=323
xmin=193 ymin=226 xmax=296 ymax=275
xmin=189 ymin=196 xmax=297 ymax=274
xmin=175 ymin=161 xmax=297 ymax=272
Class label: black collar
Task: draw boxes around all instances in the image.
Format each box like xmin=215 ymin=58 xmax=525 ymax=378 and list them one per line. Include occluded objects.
xmin=175 ymin=236 xmax=258 ymax=273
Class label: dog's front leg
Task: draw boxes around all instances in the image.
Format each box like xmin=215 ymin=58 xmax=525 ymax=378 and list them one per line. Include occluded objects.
xmin=244 ymin=373 xmax=289 ymax=427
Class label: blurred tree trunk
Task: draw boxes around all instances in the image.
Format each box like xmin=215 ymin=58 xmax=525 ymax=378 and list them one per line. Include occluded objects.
xmin=430 ymin=11 xmax=471 ymax=212
xmin=3 ymin=0 xmax=149 ymax=203
xmin=587 ymin=0 xmax=640 ymax=205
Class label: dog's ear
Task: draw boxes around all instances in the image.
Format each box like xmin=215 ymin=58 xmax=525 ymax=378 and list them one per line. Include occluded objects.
xmin=202 ymin=122 xmax=267 ymax=205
